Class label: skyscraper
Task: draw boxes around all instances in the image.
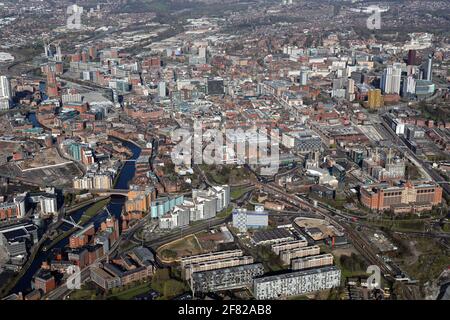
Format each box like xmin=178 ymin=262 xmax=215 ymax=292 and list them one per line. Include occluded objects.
xmin=424 ymin=54 xmax=433 ymax=81
xmin=0 ymin=76 xmax=12 ymax=98
xmin=158 ymin=81 xmax=166 ymax=98
xmin=0 ymin=75 xmax=12 ymax=110
xmin=381 ymin=65 xmax=401 ymax=95
xmin=407 ymin=50 xmax=417 ymax=66
xmin=46 ymin=71 xmax=59 ymax=97
xmin=402 ymin=75 xmax=416 ymax=97
xmin=368 ymin=89 xmax=382 ymax=109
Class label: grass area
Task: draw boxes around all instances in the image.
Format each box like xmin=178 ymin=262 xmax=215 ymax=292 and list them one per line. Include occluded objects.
xmin=78 ymin=199 xmax=110 ymax=225
xmin=366 ymin=219 xmax=427 ymax=233
xmin=288 ymin=295 xmax=310 ymax=300
xmin=332 ymin=253 xmax=369 ymax=284
xmin=200 ymin=164 xmax=251 ymax=185
xmin=157 ymin=234 xmax=204 ymax=263
xmin=443 ymin=223 xmax=450 ymax=233
xmin=106 ymin=282 xmax=152 ymax=300
xmin=310 ymin=194 xmax=355 ymax=211
xmin=217 ymin=206 xmax=233 ymax=218
xmin=396 ymin=237 xmax=450 ymax=285
xmin=68 ymin=289 xmax=97 ymax=300
xmin=231 ymin=186 xmax=249 ymax=200
xmin=253 ymin=245 xmax=285 ymax=273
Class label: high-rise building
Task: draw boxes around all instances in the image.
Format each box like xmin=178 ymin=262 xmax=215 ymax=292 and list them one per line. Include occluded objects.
xmin=39 ymin=195 xmax=58 ymax=214
xmin=407 ymin=50 xmax=417 ymax=66
xmin=158 ymin=81 xmax=166 ymax=98
xmin=402 ymin=76 xmax=416 ymax=97
xmin=46 ymin=71 xmax=59 ymax=97
xmin=0 ymin=75 xmax=12 ymax=110
xmin=299 ymin=69 xmax=309 ymax=85
xmin=0 ymin=75 xmax=12 ymax=99
xmin=368 ymin=89 xmax=382 ymax=109
xmin=381 ymin=65 xmax=402 ymax=94
xmin=423 ymin=54 xmax=433 ymax=81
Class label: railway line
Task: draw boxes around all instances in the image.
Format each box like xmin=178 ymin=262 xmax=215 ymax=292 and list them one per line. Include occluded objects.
xmin=256 ymin=182 xmax=400 ymax=278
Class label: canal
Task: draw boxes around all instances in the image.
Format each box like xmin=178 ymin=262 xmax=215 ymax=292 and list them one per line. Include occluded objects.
xmin=9 ymin=139 xmax=141 ymax=295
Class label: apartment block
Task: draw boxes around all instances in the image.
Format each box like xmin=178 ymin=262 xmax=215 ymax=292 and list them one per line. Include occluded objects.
xmin=191 ymin=263 xmax=264 ymax=293
xmin=180 ymin=249 xmax=244 ymax=269
xmin=279 ymin=245 xmax=321 ymax=265
xmin=253 ymin=266 xmax=341 ymax=300
xmin=271 ymin=239 xmax=308 ymax=255
xmin=183 ymin=256 xmax=254 ymax=281
xmin=291 ymin=253 xmax=334 ymax=271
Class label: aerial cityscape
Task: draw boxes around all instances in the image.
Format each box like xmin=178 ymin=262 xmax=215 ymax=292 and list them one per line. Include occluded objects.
xmin=0 ymin=0 xmax=449 ymax=303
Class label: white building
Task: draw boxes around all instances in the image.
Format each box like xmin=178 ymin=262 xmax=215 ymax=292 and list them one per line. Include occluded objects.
xmin=253 ymin=266 xmax=341 ymax=299
xmin=381 ymin=65 xmax=402 ymax=95
xmin=232 ymin=206 xmax=268 ymax=233
xmin=0 ymin=75 xmax=12 ymax=110
xmin=39 ymin=196 xmax=57 ymax=214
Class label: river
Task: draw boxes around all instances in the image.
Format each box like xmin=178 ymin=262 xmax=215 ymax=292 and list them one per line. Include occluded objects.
xmin=9 ymin=139 xmax=141 ymax=295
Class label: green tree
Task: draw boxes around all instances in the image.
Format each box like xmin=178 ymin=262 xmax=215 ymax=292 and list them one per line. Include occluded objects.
xmin=151 ymin=268 xmax=171 ymax=293
xmin=163 ymin=279 xmax=186 ymax=299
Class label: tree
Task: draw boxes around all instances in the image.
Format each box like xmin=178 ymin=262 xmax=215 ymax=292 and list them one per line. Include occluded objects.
xmin=151 ymin=268 xmax=171 ymax=293
xmin=163 ymin=279 xmax=186 ymax=299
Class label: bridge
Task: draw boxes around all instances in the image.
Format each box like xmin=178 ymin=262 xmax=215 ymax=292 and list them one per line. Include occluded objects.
xmin=61 ymin=217 xmax=83 ymax=230
xmin=64 ymin=188 xmax=130 ymax=196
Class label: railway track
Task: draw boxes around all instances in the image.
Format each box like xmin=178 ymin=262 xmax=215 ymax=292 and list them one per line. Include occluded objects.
xmin=256 ymin=182 xmax=398 ymax=278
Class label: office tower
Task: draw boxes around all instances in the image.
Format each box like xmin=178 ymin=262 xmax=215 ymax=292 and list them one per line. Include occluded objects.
xmin=351 ymin=71 xmax=363 ymax=84
xmin=407 ymin=50 xmax=417 ymax=66
xmin=402 ymin=75 xmax=416 ymax=97
xmin=0 ymin=76 xmax=12 ymax=110
xmin=55 ymin=43 xmax=62 ymax=62
xmin=368 ymin=89 xmax=382 ymax=109
xmin=381 ymin=65 xmax=401 ymax=94
xmin=46 ymin=71 xmax=59 ymax=97
xmin=424 ymin=54 xmax=433 ymax=81
xmin=347 ymin=79 xmax=355 ymax=94
xmin=299 ymin=69 xmax=309 ymax=85
xmin=0 ymin=76 xmax=12 ymax=99
xmin=346 ymin=78 xmax=355 ymax=101
xmin=39 ymin=195 xmax=58 ymax=214
xmin=158 ymin=81 xmax=166 ymax=98
xmin=199 ymin=46 xmax=207 ymax=59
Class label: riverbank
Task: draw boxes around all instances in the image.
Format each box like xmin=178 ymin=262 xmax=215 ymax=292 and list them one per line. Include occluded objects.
xmin=0 ymin=234 xmax=48 ymax=297
xmin=6 ymin=139 xmax=142 ymax=295
xmin=44 ymin=198 xmax=111 ymax=251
